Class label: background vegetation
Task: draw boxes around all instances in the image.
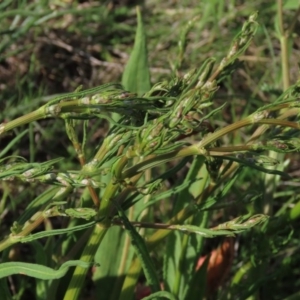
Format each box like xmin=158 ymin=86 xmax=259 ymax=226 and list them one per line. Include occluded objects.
xmin=1 ymin=0 xmax=300 ymax=299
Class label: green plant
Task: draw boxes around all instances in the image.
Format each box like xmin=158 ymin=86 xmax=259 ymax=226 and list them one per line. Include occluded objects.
xmin=1 ymin=3 xmax=300 ymax=300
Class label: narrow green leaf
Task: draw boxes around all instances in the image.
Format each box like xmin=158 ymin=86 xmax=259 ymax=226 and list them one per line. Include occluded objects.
xmin=113 ymin=200 xmax=160 ymax=293
xmin=0 ymin=129 xmax=28 ymax=158
xmin=163 ymin=231 xmax=183 ymax=293
xmin=18 ymin=221 xmax=96 ymax=243
xmin=122 ymin=7 xmax=151 ymax=96
xmin=0 ymin=260 xmax=92 ymax=280
xmin=143 ymin=290 xmax=179 ymax=300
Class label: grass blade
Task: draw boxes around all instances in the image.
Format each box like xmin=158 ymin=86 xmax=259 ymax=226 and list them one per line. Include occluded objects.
xmin=122 ymin=7 xmax=151 ymax=95
xmin=0 ymin=260 xmax=92 ymax=280
xmin=114 ymin=200 xmax=160 ymax=294
xmin=143 ymin=290 xmax=179 ymax=300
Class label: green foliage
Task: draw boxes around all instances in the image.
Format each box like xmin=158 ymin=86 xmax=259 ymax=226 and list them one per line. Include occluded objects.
xmin=1 ymin=1 xmax=300 ymax=300
xmin=0 ymin=260 xmax=92 ymax=280
xmin=114 ymin=199 xmax=161 ymax=293
xmin=122 ymin=7 xmax=151 ymax=95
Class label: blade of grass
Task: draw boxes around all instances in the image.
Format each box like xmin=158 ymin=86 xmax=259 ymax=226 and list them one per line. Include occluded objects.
xmin=0 ymin=260 xmax=92 ymax=280
xmin=122 ymin=7 xmax=151 ymax=96
xmin=114 ymin=199 xmax=161 ymax=294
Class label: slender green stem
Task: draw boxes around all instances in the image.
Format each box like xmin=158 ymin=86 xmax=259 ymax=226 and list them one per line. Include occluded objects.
xmin=65 ymin=154 xmax=126 ymax=299
xmin=280 ymin=34 xmax=290 ymax=90
xmin=277 ymin=0 xmax=284 ymax=36
xmin=248 ymin=107 xmax=300 ymax=143
xmin=0 ymin=108 xmax=45 ymax=135
xmin=63 ymin=223 xmax=109 ymax=300
xmin=262 ymin=0 xmax=294 ymax=216
xmin=276 ymin=3 xmax=300 ymax=90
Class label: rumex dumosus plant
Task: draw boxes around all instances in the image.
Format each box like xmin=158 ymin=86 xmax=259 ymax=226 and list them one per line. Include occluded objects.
xmin=1 ymin=5 xmax=300 ymax=300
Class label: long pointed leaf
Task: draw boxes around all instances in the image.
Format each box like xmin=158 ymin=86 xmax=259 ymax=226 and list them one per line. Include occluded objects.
xmin=114 ymin=200 xmax=160 ymax=293
xmin=122 ymin=7 xmax=151 ymax=95
xmin=0 ymin=260 xmax=92 ymax=280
